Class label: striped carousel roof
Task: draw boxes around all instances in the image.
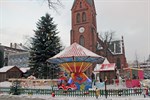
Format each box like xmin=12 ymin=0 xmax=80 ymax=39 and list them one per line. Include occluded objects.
xmin=47 ymin=42 xmax=104 ymax=64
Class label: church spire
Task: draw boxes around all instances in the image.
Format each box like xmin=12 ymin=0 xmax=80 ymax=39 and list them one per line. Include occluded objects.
xmin=85 ymin=0 xmax=94 ymax=6
xmin=72 ymin=0 xmax=95 ymax=10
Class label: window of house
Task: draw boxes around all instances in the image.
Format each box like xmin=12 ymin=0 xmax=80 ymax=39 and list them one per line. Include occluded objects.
xmin=79 ymin=35 xmax=84 ymax=46
xmin=82 ymin=12 xmax=86 ymax=22
xmin=76 ymin=13 xmax=80 ymax=23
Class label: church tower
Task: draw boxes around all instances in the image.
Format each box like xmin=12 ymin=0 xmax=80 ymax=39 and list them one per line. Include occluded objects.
xmin=70 ymin=0 xmax=128 ymax=84
xmin=71 ymin=0 xmax=98 ymax=52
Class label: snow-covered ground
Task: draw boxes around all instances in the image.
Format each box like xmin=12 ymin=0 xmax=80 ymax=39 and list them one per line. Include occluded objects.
xmin=0 ymin=94 xmax=150 ymax=100
xmin=0 ymin=81 xmax=150 ymax=100
xmin=0 ymin=81 xmax=12 ymax=87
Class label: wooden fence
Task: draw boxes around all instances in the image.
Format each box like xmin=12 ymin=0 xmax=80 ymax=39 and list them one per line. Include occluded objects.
xmin=0 ymin=87 xmax=149 ymax=97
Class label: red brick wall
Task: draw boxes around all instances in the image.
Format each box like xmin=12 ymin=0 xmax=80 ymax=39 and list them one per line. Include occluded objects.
xmin=71 ymin=0 xmax=128 ymax=79
xmin=71 ymin=0 xmax=97 ymax=52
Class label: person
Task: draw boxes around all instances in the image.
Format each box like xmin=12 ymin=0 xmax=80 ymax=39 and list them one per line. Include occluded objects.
xmin=100 ymin=78 xmax=102 ymax=82
xmin=95 ymin=88 xmax=100 ymax=99
xmin=142 ymin=86 xmax=148 ymax=98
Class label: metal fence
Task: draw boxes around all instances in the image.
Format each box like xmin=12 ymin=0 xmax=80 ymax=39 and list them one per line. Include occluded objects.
xmin=0 ymin=87 xmax=149 ymax=97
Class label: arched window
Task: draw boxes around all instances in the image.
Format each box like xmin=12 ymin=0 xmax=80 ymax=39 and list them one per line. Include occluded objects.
xmin=76 ymin=13 xmax=80 ymax=23
xmin=79 ymin=35 xmax=84 ymax=46
xmin=82 ymin=12 xmax=86 ymax=22
xmin=80 ymin=2 xmax=82 ymax=8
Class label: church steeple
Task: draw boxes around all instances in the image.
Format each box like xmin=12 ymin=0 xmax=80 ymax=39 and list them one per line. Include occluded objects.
xmin=72 ymin=0 xmax=95 ymax=7
xmin=71 ymin=0 xmax=98 ymax=52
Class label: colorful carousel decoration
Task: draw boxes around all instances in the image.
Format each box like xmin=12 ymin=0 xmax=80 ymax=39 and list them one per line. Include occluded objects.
xmin=47 ymin=43 xmax=104 ymax=90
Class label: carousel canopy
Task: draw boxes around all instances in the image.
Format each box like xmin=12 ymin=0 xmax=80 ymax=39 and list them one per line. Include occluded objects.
xmin=47 ymin=42 xmax=104 ymax=64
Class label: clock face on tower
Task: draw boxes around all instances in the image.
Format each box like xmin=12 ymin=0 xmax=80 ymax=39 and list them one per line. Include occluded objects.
xmin=79 ymin=27 xmax=85 ymax=33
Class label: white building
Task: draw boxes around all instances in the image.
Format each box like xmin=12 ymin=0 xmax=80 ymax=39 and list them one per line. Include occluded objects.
xmin=8 ymin=52 xmax=29 ymax=68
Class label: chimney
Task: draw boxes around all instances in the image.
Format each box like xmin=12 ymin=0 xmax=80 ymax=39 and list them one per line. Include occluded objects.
xmin=20 ymin=43 xmax=22 ymax=46
xmin=14 ymin=43 xmax=17 ymax=49
xmin=10 ymin=43 xmax=13 ymax=48
xmin=122 ymin=36 xmax=125 ymax=55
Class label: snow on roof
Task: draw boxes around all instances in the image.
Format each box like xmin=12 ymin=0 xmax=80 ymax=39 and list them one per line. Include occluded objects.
xmin=94 ymin=63 xmax=116 ymax=72
xmin=20 ymin=67 xmax=30 ymax=73
xmin=103 ymin=58 xmax=109 ymax=64
xmin=11 ymin=43 xmax=29 ymax=51
xmin=94 ymin=58 xmax=110 ymax=72
xmin=0 ymin=66 xmax=16 ymax=73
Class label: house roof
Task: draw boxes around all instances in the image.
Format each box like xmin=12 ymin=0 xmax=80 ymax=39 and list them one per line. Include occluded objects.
xmin=0 ymin=66 xmax=22 ymax=73
xmin=94 ymin=63 xmax=116 ymax=72
xmin=0 ymin=66 xmax=15 ymax=72
xmin=94 ymin=59 xmax=116 ymax=72
xmin=20 ymin=67 xmax=30 ymax=73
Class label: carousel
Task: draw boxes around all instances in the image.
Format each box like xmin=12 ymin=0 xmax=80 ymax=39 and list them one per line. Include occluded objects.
xmin=47 ymin=43 xmax=104 ymax=90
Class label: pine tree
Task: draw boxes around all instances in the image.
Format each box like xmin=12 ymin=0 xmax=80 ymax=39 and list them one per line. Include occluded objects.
xmin=29 ymin=13 xmax=63 ymax=79
xmin=0 ymin=49 xmax=4 ymax=68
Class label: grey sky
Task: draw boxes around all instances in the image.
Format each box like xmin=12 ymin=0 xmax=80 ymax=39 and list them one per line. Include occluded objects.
xmin=0 ymin=0 xmax=150 ymax=63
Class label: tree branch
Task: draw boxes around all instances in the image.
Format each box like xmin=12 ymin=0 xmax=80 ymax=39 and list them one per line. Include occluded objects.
xmin=47 ymin=0 xmax=63 ymax=11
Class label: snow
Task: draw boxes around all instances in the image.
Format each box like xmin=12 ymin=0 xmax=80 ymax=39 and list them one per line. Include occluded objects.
xmin=0 ymin=66 xmax=30 ymax=73
xmin=0 ymin=66 xmax=15 ymax=72
xmin=94 ymin=59 xmax=115 ymax=72
xmin=0 ymin=94 xmax=149 ymax=100
xmin=0 ymin=81 xmax=12 ymax=87
xmin=20 ymin=67 xmax=30 ymax=73
xmin=0 ymin=81 xmax=150 ymax=100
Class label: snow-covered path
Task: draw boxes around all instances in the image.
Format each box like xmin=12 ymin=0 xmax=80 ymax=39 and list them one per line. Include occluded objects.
xmin=0 ymin=94 xmax=150 ymax=100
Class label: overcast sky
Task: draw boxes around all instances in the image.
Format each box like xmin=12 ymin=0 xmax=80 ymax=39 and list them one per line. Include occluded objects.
xmin=0 ymin=0 xmax=150 ymax=63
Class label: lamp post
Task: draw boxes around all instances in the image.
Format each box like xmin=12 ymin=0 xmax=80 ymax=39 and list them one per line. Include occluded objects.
xmin=105 ymin=76 xmax=107 ymax=98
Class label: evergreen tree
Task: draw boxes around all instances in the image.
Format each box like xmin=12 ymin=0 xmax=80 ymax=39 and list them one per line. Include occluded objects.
xmin=29 ymin=13 xmax=63 ymax=79
xmin=0 ymin=49 xmax=4 ymax=68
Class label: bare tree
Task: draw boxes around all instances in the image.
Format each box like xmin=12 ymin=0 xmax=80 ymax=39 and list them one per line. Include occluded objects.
xmin=23 ymin=35 xmax=32 ymax=49
xmin=99 ymin=30 xmax=115 ymax=57
xmin=46 ymin=0 xmax=62 ymax=11
xmin=134 ymin=51 xmax=139 ymax=68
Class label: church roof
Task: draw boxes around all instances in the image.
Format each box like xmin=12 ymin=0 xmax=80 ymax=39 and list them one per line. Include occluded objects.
xmin=86 ymin=0 xmax=93 ymax=5
xmin=73 ymin=0 xmax=93 ymax=7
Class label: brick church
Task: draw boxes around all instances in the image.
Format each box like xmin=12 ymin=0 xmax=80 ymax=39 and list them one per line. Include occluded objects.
xmin=70 ymin=0 xmax=128 ymax=80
